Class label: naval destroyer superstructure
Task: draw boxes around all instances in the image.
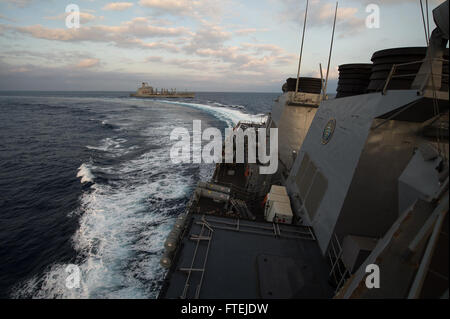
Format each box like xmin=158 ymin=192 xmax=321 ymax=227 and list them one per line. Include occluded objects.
xmin=158 ymin=1 xmax=449 ymax=299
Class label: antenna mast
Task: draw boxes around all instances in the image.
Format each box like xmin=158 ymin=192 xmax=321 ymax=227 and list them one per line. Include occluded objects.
xmin=324 ymin=1 xmax=338 ymax=100
xmin=295 ymin=0 xmax=309 ymax=95
xmin=425 ymin=0 xmax=430 ymax=41
xmin=319 ymin=63 xmax=324 ymax=97
xmin=420 ymin=0 xmax=429 ymax=45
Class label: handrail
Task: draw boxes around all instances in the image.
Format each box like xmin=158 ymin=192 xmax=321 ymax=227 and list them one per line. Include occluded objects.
xmin=382 ymin=57 xmax=449 ymax=95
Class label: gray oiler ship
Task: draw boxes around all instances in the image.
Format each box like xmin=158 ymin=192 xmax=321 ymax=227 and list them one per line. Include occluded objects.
xmin=131 ymin=82 xmax=195 ymax=98
xmin=158 ymin=1 xmax=449 ymax=299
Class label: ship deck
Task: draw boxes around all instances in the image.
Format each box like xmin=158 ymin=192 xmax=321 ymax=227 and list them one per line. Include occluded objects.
xmin=158 ymin=214 xmax=334 ymax=299
xmin=158 ymin=120 xmax=334 ymax=299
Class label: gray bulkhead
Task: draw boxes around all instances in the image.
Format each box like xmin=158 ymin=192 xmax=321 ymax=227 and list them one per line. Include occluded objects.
xmin=285 ymin=90 xmax=444 ymax=254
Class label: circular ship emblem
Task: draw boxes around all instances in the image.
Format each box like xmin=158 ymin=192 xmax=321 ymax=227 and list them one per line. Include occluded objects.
xmin=322 ymin=119 xmax=336 ymax=144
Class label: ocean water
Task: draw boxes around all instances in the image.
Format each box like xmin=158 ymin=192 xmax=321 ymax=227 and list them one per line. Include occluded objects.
xmin=0 ymin=91 xmax=278 ymax=298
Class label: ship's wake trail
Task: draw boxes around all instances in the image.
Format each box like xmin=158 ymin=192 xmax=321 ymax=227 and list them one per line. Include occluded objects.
xmin=155 ymin=100 xmax=267 ymax=128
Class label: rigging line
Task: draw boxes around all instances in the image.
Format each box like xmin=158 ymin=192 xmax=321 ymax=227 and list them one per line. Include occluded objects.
xmin=319 ymin=63 xmax=324 ymax=98
xmin=427 ymin=47 xmax=444 ymax=158
xmin=419 ymin=0 xmax=429 ymax=45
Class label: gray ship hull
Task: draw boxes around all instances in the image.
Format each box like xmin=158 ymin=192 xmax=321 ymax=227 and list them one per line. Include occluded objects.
xmin=130 ymin=93 xmax=195 ymax=98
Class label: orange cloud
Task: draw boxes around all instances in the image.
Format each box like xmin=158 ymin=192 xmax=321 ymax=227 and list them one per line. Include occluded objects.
xmin=103 ymin=2 xmax=134 ymax=11
xmin=77 ymin=58 xmax=100 ymax=68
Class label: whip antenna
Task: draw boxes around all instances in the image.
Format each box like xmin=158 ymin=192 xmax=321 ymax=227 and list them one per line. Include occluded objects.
xmin=295 ymin=0 xmax=309 ymax=95
xmin=323 ymin=2 xmax=338 ymax=99
xmin=419 ymin=0 xmax=429 ymax=45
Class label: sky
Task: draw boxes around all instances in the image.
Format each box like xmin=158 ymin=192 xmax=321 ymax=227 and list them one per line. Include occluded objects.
xmin=0 ymin=0 xmax=446 ymax=92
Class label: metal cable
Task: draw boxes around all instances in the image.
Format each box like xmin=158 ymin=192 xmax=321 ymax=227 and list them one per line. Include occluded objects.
xmin=420 ymin=0 xmax=429 ymax=45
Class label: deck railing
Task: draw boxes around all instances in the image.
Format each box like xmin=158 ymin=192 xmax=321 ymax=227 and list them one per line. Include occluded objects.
xmin=382 ymin=57 xmax=449 ymax=95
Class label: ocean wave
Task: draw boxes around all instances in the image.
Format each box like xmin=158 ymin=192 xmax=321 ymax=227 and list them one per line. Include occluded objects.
xmin=101 ymin=120 xmax=115 ymax=130
xmin=77 ymin=164 xmax=95 ymax=184
xmin=210 ymin=101 xmax=246 ymax=110
xmin=86 ymin=137 xmax=132 ymax=157
xmin=212 ymin=102 xmax=227 ymax=107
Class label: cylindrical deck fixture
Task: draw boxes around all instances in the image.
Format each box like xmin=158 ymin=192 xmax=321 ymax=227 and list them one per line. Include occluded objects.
xmin=161 ymin=214 xmax=189 ymax=268
xmin=164 ymin=229 xmax=181 ymax=252
xmin=367 ymin=47 xmax=449 ymax=92
xmin=336 ymin=63 xmax=372 ymax=98
xmin=160 ymin=251 xmax=172 ymax=269
xmin=164 ymin=214 xmax=187 ymax=252
xmin=282 ymin=77 xmax=322 ymax=94
xmin=174 ymin=214 xmax=187 ymax=230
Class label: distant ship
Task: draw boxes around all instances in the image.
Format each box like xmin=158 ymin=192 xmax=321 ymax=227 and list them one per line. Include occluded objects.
xmin=130 ymin=82 xmax=195 ymax=98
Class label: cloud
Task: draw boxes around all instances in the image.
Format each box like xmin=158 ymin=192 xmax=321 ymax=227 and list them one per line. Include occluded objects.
xmin=0 ymin=0 xmax=32 ymax=8
xmin=0 ymin=3 xmax=295 ymax=76
xmin=0 ymin=58 xmax=286 ymax=92
xmin=183 ymin=22 xmax=231 ymax=54
xmin=44 ymin=12 xmax=103 ymax=24
xmin=358 ymin=0 xmax=444 ymax=5
xmin=176 ymin=21 xmax=296 ymax=74
xmin=2 ymin=16 xmax=294 ymax=73
xmin=234 ymin=28 xmax=269 ymax=36
xmin=278 ymin=0 xmax=365 ymax=37
xmin=0 ymin=13 xmax=16 ymax=22
xmin=241 ymin=43 xmax=285 ymax=56
xmin=138 ymin=0 xmax=193 ymax=13
xmin=146 ymin=56 xmax=164 ymax=62
xmin=138 ymin=0 xmax=223 ymax=20
xmin=103 ymin=2 xmax=134 ymax=11
xmin=9 ymin=66 xmax=29 ymax=72
xmin=278 ymin=0 xmax=445 ymax=37
xmin=133 ymin=40 xmax=181 ymax=52
xmin=0 ymin=49 xmax=93 ymax=65
xmin=76 ymin=58 xmax=100 ymax=68
xmin=164 ymin=57 xmax=218 ymax=71
xmin=4 ymin=17 xmax=190 ymax=47
xmin=0 ymin=4 xmax=299 ymax=92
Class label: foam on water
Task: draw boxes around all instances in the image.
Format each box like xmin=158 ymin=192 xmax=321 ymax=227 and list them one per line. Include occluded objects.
xmin=86 ymin=137 xmax=134 ymax=158
xmin=77 ymin=164 xmax=95 ymax=184
xmin=157 ymin=100 xmax=266 ymax=128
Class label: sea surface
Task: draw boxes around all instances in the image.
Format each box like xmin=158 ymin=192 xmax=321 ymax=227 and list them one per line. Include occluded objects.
xmin=0 ymin=91 xmax=278 ymax=298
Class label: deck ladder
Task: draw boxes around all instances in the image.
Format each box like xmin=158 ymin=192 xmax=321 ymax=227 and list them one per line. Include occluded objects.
xmin=180 ymin=217 xmax=214 ymax=299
